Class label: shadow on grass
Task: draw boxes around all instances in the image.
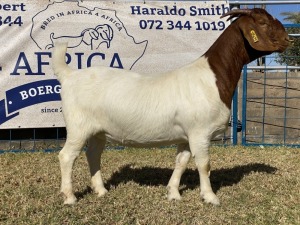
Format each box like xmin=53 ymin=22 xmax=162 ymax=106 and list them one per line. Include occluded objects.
xmin=106 ymin=163 xmax=277 ymax=193
xmin=75 ymin=186 xmax=93 ymax=201
xmin=75 ymin=163 xmax=277 ymax=200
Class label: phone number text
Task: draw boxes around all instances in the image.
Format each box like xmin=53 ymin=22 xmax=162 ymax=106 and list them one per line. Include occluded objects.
xmin=139 ymin=20 xmax=226 ymax=31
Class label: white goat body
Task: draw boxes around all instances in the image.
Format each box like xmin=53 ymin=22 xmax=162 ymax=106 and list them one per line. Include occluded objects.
xmin=53 ymin=43 xmax=228 ymax=205
xmin=55 ymin=54 xmax=229 ymax=147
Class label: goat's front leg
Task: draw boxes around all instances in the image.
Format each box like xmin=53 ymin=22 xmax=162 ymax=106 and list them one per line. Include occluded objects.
xmin=58 ymin=138 xmax=85 ymax=205
xmin=190 ymin=139 xmax=220 ymax=205
xmin=167 ymin=143 xmax=191 ymax=200
xmin=86 ymin=135 xmax=108 ymax=197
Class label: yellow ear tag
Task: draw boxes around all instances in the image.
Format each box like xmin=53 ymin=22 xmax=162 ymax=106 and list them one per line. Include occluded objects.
xmin=250 ymin=30 xmax=259 ymax=43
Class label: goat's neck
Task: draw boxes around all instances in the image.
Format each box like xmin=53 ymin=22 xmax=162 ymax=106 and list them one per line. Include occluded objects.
xmin=202 ymin=23 xmax=266 ymax=108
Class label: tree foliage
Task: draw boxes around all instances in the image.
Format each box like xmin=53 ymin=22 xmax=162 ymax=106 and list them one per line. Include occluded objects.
xmin=276 ymin=12 xmax=300 ymax=67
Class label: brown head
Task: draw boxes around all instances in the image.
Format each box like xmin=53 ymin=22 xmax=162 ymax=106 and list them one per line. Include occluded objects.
xmin=221 ymin=8 xmax=291 ymax=53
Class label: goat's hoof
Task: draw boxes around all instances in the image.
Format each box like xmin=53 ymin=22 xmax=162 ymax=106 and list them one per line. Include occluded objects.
xmin=201 ymin=192 xmax=220 ymax=205
xmin=96 ymin=188 xmax=108 ymax=197
xmin=63 ymin=195 xmax=77 ymax=205
xmin=167 ymin=187 xmax=182 ymax=201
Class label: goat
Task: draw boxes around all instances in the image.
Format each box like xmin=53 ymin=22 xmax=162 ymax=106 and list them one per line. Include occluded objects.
xmin=52 ymin=8 xmax=290 ymax=205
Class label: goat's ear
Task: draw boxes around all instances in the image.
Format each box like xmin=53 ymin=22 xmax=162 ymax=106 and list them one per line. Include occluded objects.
xmin=238 ymin=17 xmax=275 ymax=51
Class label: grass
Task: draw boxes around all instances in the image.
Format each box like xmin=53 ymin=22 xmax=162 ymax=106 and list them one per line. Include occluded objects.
xmin=0 ymin=146 xmax=300 ymax=224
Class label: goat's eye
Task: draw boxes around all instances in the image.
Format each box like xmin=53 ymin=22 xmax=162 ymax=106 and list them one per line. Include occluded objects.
xmin=259 ymin=22 xmax=268 ymax=26
xmin=258 ymin=20 xmax=269 ymax=27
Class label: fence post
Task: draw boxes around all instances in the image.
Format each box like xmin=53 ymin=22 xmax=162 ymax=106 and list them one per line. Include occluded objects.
xmin=242 ymin=65 xmax=248 ymax=145
xmin=232 ymin=88 xmax=238 ymax=145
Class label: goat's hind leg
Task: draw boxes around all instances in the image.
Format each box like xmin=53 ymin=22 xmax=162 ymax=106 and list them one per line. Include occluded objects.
xmin=86 ymin=135 xmax=108 ymax=197
xmin=167 ymin=143 xmax=191 ymax=201
xmin=58 ymin=137 xmax=86 ymax=205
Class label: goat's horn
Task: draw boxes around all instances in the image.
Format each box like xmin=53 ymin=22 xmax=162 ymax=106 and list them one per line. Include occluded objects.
xmin=221 ymin=9 xmax=252 ymax=20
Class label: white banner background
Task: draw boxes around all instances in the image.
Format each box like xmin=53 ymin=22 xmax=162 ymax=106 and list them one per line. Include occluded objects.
xmin=0 ymin=0 xmax=229 ymax=128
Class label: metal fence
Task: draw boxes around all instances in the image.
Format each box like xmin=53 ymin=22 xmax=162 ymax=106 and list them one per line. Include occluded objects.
xmin=0 ymin=128 xmax=66 ymax=153
xmin=241 ymin=56 xmax=300 ymax=147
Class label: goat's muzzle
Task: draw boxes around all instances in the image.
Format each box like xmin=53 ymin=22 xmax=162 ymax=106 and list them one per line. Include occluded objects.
xmin=277 ymin=36 xmax=292 ymax=52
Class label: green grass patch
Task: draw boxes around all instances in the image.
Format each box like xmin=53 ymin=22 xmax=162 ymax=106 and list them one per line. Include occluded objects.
xmin=0 ymin=146 xmax=299 ymax=224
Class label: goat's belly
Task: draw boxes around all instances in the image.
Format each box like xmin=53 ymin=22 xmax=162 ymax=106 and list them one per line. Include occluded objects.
xmin=106 ymin=136 xmax=187 ymax=148
xmin=104 ymin=126 xmax=188 ymax=148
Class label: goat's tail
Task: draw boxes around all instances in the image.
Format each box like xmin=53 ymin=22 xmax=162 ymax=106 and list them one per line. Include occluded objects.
xmin=52 ymin=42 xmax=72 ymax=83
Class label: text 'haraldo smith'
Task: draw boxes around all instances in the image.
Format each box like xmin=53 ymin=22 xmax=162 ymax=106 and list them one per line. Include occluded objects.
xmin=130 ymin=4 xmax=229 ymax=17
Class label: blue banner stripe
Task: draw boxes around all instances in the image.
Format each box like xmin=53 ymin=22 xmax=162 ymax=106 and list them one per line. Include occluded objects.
xmin=5 ymin=79 xmax=61 ymax=114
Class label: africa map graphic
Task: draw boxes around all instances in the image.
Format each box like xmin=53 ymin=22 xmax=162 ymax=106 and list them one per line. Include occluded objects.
xmin=30 ymin=0 xmax=148 ymax=70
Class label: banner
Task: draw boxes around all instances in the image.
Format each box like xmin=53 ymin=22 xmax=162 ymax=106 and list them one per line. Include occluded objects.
xmin=0 ymin=0 xmax=229 ymax=128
